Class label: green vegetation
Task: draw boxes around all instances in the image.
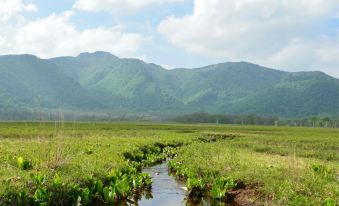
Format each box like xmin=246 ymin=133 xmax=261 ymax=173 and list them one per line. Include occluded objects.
xmin=172 ymin=113 xmax=279 ymax=125
xmin=0 ymin=52 xmax=338 ymax=118
xmin=0 ymin=55 xmax=98 ymax=110
xmin=17 ymin=157 xmax=32 ymax=171
xmin=172 ymin=113 xmax=339 ymax=128
xmin=0 ymin=122 xmax=338 ymax=205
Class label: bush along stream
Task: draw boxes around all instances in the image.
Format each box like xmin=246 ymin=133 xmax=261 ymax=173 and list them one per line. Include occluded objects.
xmin=1 ymin=142 xmax=183 ymax=206
xmin=168 ymin=160 xmax=246 ymax=205
xmin=167 ymin=133 xmax=253 ymax=206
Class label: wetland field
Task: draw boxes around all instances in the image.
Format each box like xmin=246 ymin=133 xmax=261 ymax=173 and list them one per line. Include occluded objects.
xmin=0 ymin=122 xmax=337 ymax=206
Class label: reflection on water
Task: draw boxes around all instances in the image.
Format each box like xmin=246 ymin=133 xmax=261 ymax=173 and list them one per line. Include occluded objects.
xmin=138 ymin=160 xmax=187 ymax=206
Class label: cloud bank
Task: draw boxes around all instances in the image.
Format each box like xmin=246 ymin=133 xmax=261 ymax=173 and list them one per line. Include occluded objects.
xmin=158 ymin=0 xmax=339 ymax=76
xmin=0 ymin=1 xmax=143 ymax=58
xmin=74 ymin=0 xmax=184 ymax=14
xmin=0 ymin=0 xmax=37 ymax=22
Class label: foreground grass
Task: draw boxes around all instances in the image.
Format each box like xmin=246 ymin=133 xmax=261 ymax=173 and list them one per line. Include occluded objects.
xmin=0 ymin=122 xmax=338 ymax=205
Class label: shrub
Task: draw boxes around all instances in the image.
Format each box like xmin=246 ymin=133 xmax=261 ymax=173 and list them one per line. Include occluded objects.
xmin=17 ymin=157 xmax=32 ymax=170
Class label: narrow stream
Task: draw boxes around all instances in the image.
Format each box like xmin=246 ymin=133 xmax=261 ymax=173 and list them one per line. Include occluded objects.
xmin=138 ymin=160 xmax=187 ymax=206
xmin=138 ymin=160 xmax=239 ymax=206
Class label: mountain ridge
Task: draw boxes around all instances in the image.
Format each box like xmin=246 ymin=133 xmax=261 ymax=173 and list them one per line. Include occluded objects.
xmin=0 ymin=51 xmax=338 ymax=118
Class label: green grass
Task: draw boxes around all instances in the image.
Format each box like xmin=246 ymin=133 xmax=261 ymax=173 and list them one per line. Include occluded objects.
xmin=0 ymin=122 xmax=338 ymax=205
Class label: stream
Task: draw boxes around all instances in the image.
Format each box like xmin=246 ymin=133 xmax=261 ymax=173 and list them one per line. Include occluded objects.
xmin=137 ymin=160 xmax=217 ymax=206
xmin=138 ymin=160 xmax=187 ymax=206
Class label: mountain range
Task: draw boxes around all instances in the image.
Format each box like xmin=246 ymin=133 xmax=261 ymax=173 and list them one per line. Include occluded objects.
xmin=0 ymin=51 xmax=338 ymax=118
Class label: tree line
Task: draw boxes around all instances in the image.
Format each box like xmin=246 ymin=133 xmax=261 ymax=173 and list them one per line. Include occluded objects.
xmin=171 ymin=113 xmax=279 ymax=125
xmin=170 ymin=113 xmax=339 ymax=128
xmin=1 ymin=109 xmax=338 ymax=128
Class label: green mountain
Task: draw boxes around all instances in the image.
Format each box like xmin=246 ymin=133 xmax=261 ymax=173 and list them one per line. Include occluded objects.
xmin=51 ymin=52 xmax=183 ymax=111
xmin=0 ymin=51 xmax=338 ymax=118
xmin=0 ymin=55 xmax=100 ymax=110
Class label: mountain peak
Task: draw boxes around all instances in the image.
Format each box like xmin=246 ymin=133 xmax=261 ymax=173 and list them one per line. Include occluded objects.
xmin=78 ymin=51 xmax=118 ymax=59
xmin=197 ymin=61 xmax=285 ymax=75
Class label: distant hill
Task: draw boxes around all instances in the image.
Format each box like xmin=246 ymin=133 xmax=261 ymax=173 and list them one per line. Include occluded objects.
xmin=0 ymin=55 xmax=100 ymax=110
xmin=0 ymin=51 xmax=338 ymax=118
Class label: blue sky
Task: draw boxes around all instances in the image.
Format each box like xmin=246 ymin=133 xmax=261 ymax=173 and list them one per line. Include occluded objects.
xmin=0 ymin=0 xmax=339 ymax=77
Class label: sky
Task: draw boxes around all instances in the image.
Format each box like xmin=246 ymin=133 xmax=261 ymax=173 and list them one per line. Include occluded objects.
xmin=0 ymin=0 xmax=339 ymax=78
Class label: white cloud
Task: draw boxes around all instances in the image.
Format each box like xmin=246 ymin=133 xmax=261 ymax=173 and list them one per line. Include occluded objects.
xmin=158 ymin=0 xmax=339 ymax=77
xmin=74 ymin=0 xmax=184 ymax=14
xmin=0 ymin=11 xmax=143 ymax=58
xmin=0 ymin=0 xmax=37 ymax=22
xmin=267 ymin=36 xmax=339 ymax=77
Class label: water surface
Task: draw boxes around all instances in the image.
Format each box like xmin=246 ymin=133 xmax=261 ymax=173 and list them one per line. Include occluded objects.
xmin=139 ymin=160 xmax=186 ymax=206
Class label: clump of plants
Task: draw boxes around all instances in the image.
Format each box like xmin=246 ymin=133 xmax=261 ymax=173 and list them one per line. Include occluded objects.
xmin=163 ymin=146 xmax=180 ymax=158
xmin=168 ymin=158 xmax=238 ymax=204
xmin=124 ymin=143 xmax=182 ymax=168
xmin=323 ymin=197 xmax=336 ymax=206
xmin=17 ymin=157 xmax=32 ymax=170
xmin=198 ymin=133 xmax=239 ymax=142
xmin=311 ymin=164 xmax=336 ymax=180
xmin=210 ymin=177 xmax=236 ymax=200
xmin=186 ymin=177 xmax=207 ymax=201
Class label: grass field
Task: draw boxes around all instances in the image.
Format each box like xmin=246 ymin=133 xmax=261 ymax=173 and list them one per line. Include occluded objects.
xmin=0 ymin=122 xmax=338 ymax=205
